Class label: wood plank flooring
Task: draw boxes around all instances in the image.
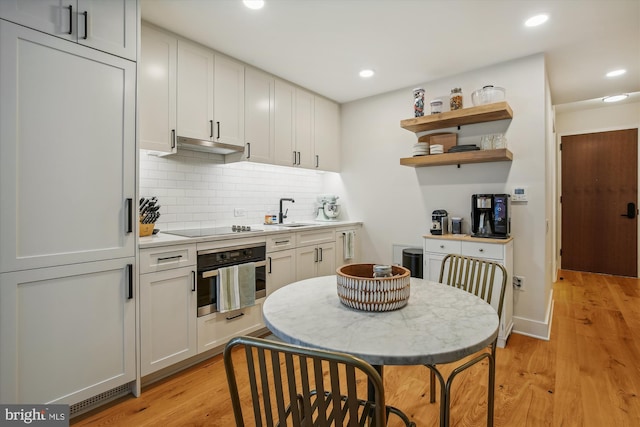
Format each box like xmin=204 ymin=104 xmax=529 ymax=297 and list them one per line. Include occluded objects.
xmin=72 ymin=270 xmax=640 ymax=426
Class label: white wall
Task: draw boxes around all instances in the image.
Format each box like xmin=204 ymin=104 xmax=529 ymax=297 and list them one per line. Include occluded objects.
xmin=336 ymin=54 xmax=552 ymax=338
xmin=139 ymin=150 xmax=333 ymax=230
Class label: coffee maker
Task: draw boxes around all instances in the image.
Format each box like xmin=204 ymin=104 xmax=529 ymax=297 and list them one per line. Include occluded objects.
xmin=471 ymin=194 xmax=511 ymax=238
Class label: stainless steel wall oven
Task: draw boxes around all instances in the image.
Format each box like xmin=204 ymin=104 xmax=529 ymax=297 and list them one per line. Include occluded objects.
xmin=197 ymin=243 xmax=266 ymax=317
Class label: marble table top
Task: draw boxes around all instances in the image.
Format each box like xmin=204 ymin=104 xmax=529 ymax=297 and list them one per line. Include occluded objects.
xmin=262 ymin=275 xmax=499 ymax=366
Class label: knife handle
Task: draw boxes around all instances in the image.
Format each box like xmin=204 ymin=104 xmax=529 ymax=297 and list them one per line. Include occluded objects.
xmin=125 ymin=198 xmax=133 ymax=233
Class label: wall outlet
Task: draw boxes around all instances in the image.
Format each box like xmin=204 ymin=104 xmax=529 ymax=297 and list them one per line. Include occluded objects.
xmin=234 ymin=208 xmax=246 ymax=217
xmin=513 ymin=275 xmax=524 ymax=290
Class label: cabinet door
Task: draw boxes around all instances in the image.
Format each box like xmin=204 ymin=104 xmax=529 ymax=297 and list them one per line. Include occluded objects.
xmin=244 ymin=67 xmax=274 ymax=163
xmin=140 ymin=24 xmax=177 ymax=153
xmin=267 ymin=249 xmax=296 ymax=294
xmin=0 ymin=0 xmax=75 ymax=42
xmin=425 ymin=253 xmax=446 ymax=282
xmin=140 ymin=266 xmax=197 ymax=376
xmin=335 ymin=228 xmax=360 ymax=267
xmin=214 ymin=54 xmax=244 ymax=147
xmin=314 ymin=96 xmax=340 ymax=172
xmin=295 ymin=88 xmax=315 ymax=168
xmin=177 ymin=39 xmax=214 ymax=141
xmin=317 ymin=242 xmax=336 ymax=277
xmin=274 ymin=79 xmax=296 ymax=166
xmin=77 ymin=0 xmax=137 ymax=61
xmin=0 ymin=22 xmax=136 ymax=273
xmin=296 ymin=245 xmax=318 ymax=281
xmin=0 ymin=258 xmax=136 ymax=404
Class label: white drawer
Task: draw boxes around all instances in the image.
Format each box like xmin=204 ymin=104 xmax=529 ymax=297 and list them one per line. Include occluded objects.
xmin=425 ymin=239 xmax=462 ymax=255
xmin=296 ymin=229 xmax=335 ymax=247
xmin=266 ymin=234 xmax=296 ymax=252
xmin=197 ymin=302 xmax=264 ymax=353
xmin=461 ymin=241 xmax=504 ymax=260
xmin=140 ymin=244 xmax=197 ymax=274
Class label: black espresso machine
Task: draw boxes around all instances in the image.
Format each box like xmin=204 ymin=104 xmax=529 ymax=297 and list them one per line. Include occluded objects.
xmin=471 ymin=194 xmax=511 ymax=238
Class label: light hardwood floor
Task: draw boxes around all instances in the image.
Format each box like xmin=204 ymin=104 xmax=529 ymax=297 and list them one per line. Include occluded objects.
xmin=72 ymin=270 xmax=640 ymax=426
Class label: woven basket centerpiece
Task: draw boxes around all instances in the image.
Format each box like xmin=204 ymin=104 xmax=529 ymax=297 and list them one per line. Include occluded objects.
xmin=336 ymin=264 xmax=411 ymax=312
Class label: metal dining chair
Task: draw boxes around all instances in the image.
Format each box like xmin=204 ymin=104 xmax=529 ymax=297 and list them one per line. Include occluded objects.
xmin=224 ymin=335 xmax=416 ymax=427
xmin=426 ymin=254 xmax=507 ymax=427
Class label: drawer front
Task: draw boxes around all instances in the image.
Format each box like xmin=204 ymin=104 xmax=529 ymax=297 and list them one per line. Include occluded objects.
xmin=266 ymin=234 xmax=296 ymax=252
xmin=425 ymin=239 xmax=462 ymax=255
xmin=140 ymin=244 xmax=197 ymax=274
xmin=296 ymin=229 xmax=335 ymax=247
xmin=461 ymin=241 xmax=503 ymax=260
xmin=197 ymin=302 xmax=264 ymax=353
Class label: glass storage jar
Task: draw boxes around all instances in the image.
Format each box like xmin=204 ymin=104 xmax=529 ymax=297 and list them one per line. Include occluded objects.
xmin=450 ymin=87 xmax=463 ymax=110
xmin=430 ymin=99 xmax=443 ymax=114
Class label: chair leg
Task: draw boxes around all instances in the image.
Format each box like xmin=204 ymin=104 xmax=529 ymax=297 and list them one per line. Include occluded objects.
xmin=429 ymin=369 xmax=436 ymax=403
xmin=487 ymin=353 xmax=495 ymax=427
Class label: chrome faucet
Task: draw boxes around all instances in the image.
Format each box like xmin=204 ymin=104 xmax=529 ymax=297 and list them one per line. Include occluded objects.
xmin=279 ymin=198 xmax=295 ymax=223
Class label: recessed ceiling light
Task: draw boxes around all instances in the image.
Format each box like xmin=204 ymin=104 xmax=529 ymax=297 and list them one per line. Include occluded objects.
xmin=243 ymin=0 xmax=264 ymax=10
xmin=525 ymin=14 xmax=549 ymax=27
xmin=603 ymin=94 xmax=629 ymax=103
xmin=359 ymin=69 xmax=374 ymax=78
xmin=606 ymin=69 xmax=627 ymax=78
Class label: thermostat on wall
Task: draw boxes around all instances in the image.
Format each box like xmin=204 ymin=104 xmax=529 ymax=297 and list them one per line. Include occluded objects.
xmin=512 ymin=186 xmax=528 ymax=202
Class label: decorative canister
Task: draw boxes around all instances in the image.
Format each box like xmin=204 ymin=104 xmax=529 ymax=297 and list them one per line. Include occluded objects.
xmin=450 ymin=87 xmax=463 ymax=110
xmin=430 ymin=99 xmax=443 ymax=114
xmin=413 ymin=88 xmax=425 ymax=117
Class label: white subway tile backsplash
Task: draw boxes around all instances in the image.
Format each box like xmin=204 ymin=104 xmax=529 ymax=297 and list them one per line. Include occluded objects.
xmin=140 ymin=150 xmax=328 ymax=230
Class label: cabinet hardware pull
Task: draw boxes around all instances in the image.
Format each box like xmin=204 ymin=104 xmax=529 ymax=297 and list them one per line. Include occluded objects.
xmin=82 ymin=11 xmax=88 ymax=40
xmin=319 ymin=247 xmax=323 ymax=262
xmin=246 ymin=142 xmax=251 ymax=159
xmin=292 ymin=151 xmax=296 ymax=165
xmin=191 ymin=271 xmax=196 ymax=292
xmin=226 ymin=312 xmax=244 ymax=321
xmin=479 ymin=249 xmax=484 ymax=252
xmin=157 ymin=255 xmax=182 ymax=262
xmin=209 ymin=120 xmax=214 ymax=138
xmin=171 ymin=129 xmax=176 ymax=149
xmin=297 ymin=151 xmax=301 ymax=165
xmin=268 ymin=257 xmax=272 ymax=273
xmin=202 ymin=260 xmax=268 ymax=278
xmin=439 ymin=245 xmax=444 ymax=249
xmin=315 ymin=154 xmax=319 ymax=168
xmin=67 ymin=5 xmax=73 ymax=35
xmin=127 ymin=264 xmax=133 ymax=299
xmin=216 ymin=121 xmax=220 ymax=139
xmin=125 ymin=198 xmax=133 ymax=233
xmin=314 ymin=248 xmax=318 ymax=263
xmin=275 ymin=240 xmax=290 ymax=245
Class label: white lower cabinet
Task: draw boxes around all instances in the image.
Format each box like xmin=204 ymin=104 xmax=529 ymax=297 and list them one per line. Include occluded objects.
xmin=0 ymin=259 xmax=136 ymax=404
xmin=424 ymin=236 xmax=514 ymax=348
xmin=267 ymin=248 xmax=297 ymax=295
xmin=197 ymin=303 xmax=264 ymax=354
xmin=296 ymin=243 xmax=336 ymax=281
xmin=335 ymin=225 xmax=362 ymax=267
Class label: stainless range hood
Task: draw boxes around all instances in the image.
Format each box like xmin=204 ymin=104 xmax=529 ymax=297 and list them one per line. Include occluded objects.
xmin=177 ymin=136 xmax=245 ymax=155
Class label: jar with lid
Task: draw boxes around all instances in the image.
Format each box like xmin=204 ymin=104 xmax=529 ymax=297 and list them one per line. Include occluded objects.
xmin=450 ymin=87 xmax=463 ymax=110
xmin=430 ymin=99 xmax=443 ymax=115
xmin=373 ymin=265 xmax=392 ymax=278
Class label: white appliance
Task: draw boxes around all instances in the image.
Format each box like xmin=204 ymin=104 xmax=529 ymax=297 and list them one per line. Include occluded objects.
xmin=315 ymin=195 xmax=341 ymax=221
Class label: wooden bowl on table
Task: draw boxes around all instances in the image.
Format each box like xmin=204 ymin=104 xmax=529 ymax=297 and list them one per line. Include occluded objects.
xmin=336 ymin=263 xmax=411 ymax=312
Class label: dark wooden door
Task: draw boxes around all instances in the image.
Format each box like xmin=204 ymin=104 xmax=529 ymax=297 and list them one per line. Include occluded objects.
xmin=561 ymin=129 xmax=638 ymax=276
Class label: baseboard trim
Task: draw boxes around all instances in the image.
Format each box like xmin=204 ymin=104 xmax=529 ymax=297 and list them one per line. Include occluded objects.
xmin=512 ymin=289 xmax=554 ymax=341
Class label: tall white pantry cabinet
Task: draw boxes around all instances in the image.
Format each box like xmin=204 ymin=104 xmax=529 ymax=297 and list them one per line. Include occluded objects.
xmin=0 ymin=2 xmax=138 ymax=408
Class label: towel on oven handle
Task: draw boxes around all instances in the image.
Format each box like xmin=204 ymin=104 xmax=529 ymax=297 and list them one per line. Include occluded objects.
xmin=217 ymin=263 xmax=256 ymax=313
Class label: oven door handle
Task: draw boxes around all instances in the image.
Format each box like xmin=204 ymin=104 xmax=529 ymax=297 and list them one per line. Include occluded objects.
xmin=201 ymin=260 xmax=267 ymax=279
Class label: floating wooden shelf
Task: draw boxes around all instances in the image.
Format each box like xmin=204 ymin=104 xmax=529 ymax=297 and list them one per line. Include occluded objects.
xmin=400 ymin=101 xmax=513 ymax=133
xmin=400 ymin=149 xmax=513 ymax=167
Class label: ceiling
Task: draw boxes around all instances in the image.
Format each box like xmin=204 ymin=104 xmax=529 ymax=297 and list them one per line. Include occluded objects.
xmin=141 ymin=0 xmax=640 ymax=106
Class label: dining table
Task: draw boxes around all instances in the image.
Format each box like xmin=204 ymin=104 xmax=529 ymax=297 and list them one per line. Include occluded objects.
xmin=262 ymin=275 xmax=500 ymax=427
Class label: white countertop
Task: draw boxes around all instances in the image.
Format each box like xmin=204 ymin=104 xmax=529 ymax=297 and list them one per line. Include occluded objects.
xmin=262 ymin=275 xmax=499 ymax=366
xmin=139 ymin=220 xmax=363 ymax=249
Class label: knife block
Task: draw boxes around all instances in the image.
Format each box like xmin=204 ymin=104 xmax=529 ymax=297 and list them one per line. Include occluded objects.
xmin=139 ymin=223 xmax=154 ymax=237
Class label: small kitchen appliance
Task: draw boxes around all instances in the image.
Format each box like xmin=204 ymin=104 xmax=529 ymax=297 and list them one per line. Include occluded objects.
xmin=430 ymin=209 xmax=449 ymax=235
xmin=471 ymin=194 xmax=511 ymax=238
xmin=316 ymin=194 xmax=341 ymax=221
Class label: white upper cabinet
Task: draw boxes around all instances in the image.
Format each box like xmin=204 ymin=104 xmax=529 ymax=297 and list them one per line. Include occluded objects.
xmin=314 ymin=96 xmax=341 ymax=172
xmin=176 ymin=40 xmax=245 ymax=147
xmin=177 ymin=39 xmax=214 ymax=141
xmin=295 ymin=88 xmax=315 ymax=169
xmin=244 ymin=67 xmax=275 ymax=163
xmin=0 ymin=0 xmax=137 ymax=61
xmin=274 ymin=79 xmax=296 ymax=166
xmin=140 ymin=24 xmax=177 ymax=153
xmin=0 ymin=21 xmax=136 ymax=272
xmin=214 ymin=54 xmax=245 ymax=147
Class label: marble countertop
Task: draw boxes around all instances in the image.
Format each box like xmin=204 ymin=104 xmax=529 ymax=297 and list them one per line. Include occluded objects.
xmin=139 ymin=220 xmax=363 ymax=249
xmin=262 ymin=275 xmax=499 ymax=366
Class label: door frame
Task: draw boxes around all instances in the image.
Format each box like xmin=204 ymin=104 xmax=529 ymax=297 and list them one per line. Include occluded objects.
xmin=556 ymin=126 xmax=640 ymax=277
